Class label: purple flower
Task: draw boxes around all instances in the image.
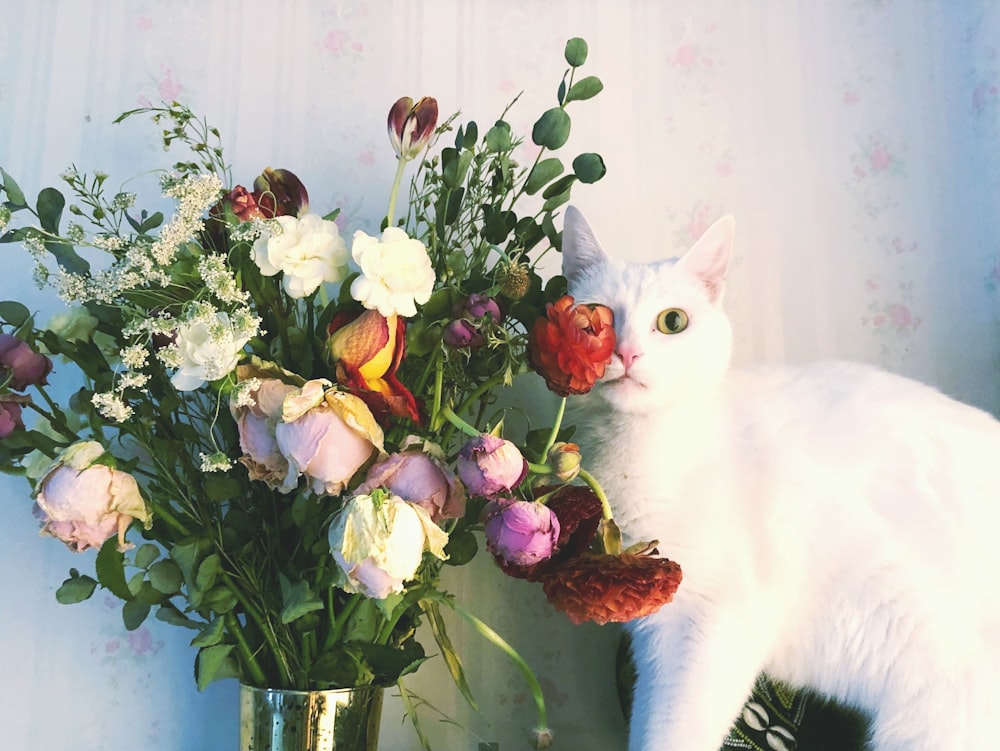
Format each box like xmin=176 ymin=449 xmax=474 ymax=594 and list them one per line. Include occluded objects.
xmin=462 ymin=293 xmax=502 ymax=322
xmin=483 ymin=498 xmax=560 ymax=566
xmin=457 ymin=433 xmax=528 ymax=497
xmin=0 ymin=333 xmax=52 ymax=391
xmin=443 ymin=319 xmax=483 ymax=349
xmin=0 ymin=397 xmax=24 ymax=438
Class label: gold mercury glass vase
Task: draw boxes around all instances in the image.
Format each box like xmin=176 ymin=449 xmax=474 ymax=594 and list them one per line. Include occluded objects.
xmin=239 ymin=684 xmax=384 ymax=751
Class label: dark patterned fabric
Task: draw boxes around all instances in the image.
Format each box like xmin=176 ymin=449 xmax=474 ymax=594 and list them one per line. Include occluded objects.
xmin=616 ymin=635 xmax=871 ymax=751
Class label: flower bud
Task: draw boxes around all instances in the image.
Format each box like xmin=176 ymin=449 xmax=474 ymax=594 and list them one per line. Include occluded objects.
xmin=443 ymin=319 xmax=483 ymax=349
xmin=0 ymin=396 xmax=25 ymax=438
xmin=461 ymin=292 xmax=502 ymax=323
xmin=252 ymin=167 xmax=309 ymax=218
xmin=457 ymin=433 xmax=528 ymax=498
xmin=546 ymin=441 xmax=581 ymax=482
xmin=387 ymin=96 xmax=439 ymax=160
xmin=0 ymin=333 xmax=52 ymax=391
xmin=498 ymin=261 xmax=530 ymax=299
xmin=483 ymin=498 xmax=560 ymax=567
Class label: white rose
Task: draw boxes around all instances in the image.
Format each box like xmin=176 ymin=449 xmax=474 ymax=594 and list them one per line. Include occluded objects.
xmin=349 ymin=227 xmax=435 ymax=317
xmin=251 ymin=214 xmax=349 ymax=298
xmin=170 ymin=309 xmax=252 ymax=391
xmin=328 ymin=492 xmax=449 ymax=599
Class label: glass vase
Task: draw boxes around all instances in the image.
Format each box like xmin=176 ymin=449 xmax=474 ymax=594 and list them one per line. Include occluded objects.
xmin=239 ymin=684 xmax=383 ymax=751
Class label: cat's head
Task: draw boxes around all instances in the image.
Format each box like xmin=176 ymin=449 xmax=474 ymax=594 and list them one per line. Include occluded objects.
xmin=562 ymin=206 xmax=735 ymax=413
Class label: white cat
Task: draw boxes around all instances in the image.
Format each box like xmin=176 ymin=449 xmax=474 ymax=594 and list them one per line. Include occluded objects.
xmin=561 ymin=205 xmax=1000 ymax=751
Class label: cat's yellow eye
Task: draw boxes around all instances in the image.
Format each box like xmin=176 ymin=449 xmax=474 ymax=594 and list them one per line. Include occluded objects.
xmin=656 ymin=308 xmax=689 ymax=334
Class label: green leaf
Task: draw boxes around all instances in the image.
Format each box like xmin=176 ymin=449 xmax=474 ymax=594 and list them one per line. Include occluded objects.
xmin=96 ymin=537 xmax=134 ymax=601
xmin=485 ymin=121 xmax=513 ymax=152
xmin=156 ymin=602 xmax=202 ymax=630
xmin=460 ymin=120 xmax=478 ymax=150
xmin=309 ymin=647 xmax=370 ymax=687
xmin=140 ymin=210 xmax=164 ymax=233
xmin=196 ymin=644 xmax=239 ymax=690
xmin=565 ymin=75 xmax=604 ymax=103
xmin=36 ymin=188 xmax=65 ymax=234
xmin=356 ymin=640 xmax=428 ymax=683
xmin=531 ymin=108 xmax=571 ymax=150
xmin=0 ymin=301 xmax=30 ymax=327
xmin=541 ymin=174 xmax=577 ymax=200
xmin=524 ymin=158 xmax=564 ymax=195
xmin=148 ymin=559 xmax=184 ymax=595
xmin=190 ymin=617 xmax=226 ymax=648
xmin=201 ymin=585 xmax=239 ymax=614
xmin=46 ymin=240 xmax=89 ymax=274
xmin=281 ymin=579 xmax=325 ymax=624
xmin=195 ymin=553 xmax=221 ymax=591
xmin=56 ymin=573 xmax=98 ymax=604
xmin=133 ymin=543 xmax=160 ymax=569
xmin=422 ymin=599 xmax=478 ymax=709
xmin=123 ymin=597 xmax=151 ymax=630
xmin=203 ymin=475 xmax=242 ymax=502
xmin=0 ymin=168 xmax=27 ymax=208
xmin=572 ymin=152 xmax=607 ymax=183
xmin=443 ymin=530 xmax=478 ymax=566
xmin=542 ymin=188 xmax=573 ymax=212
xmin=565 ymin=37 xmax=589 ymax=67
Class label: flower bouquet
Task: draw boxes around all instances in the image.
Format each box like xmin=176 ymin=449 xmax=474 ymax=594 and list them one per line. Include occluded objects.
xmin=0 ymin=37 xmax=681 ymax=748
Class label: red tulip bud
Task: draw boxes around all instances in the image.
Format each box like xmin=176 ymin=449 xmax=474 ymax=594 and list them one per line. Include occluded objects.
xmin=387 ymin=96 xmax=439 ymax=160
xmin=252 ymin=168 xmax=309 ymax=218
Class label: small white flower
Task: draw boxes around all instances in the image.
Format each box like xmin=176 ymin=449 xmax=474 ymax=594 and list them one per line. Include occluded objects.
xmin=231 ymin=377 xmax=262 ymax=409
xmin=167 ymin=303 xmax=255 ymax=391
xmin=199 ymin=452 xmax=233 ymax=473
xmin=350 ymin=227 xmax=435 ymax=317
xmin=92 ymin=392 xmax=134 ymax=423
xmin=251 ymin=213 xmax=349 ymax=298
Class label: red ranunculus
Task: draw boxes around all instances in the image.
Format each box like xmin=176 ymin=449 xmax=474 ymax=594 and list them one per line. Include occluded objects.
xmin=540 ymin=552 xmax=682 ymax=625
xmin=528 ymin=295 xmax=615 ymax=396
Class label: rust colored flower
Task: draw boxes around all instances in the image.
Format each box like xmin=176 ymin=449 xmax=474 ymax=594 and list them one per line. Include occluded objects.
xmin=540 ymin=552 xmax=682 ymax=625
xmin=225 ymin=185 xmax=265 ymax=221
xmin=528 ymin=295 xmax=615 ymax=396
xmin=492 ymin=484 xmax=604 ymax=582
xmin=327 ymin=308 xmax=420 ymax=424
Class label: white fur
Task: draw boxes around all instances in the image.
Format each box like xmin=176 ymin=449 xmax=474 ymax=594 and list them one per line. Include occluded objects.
xmin=562 ymin=205 xmax=1000 ymax=751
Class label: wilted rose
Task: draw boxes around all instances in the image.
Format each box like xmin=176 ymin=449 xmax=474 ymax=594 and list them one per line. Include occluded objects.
xmin=0 ymin=333 xmax=52 ymax=391
xmin=528 ymin=295 xmax=615 ymax=396
xmin=482 ymin=498 xmax=560 ymax=567
xmin=327 ymin=309 xmax=419 ymax=423
xmin=358 ymin=440 xmax=465 ymax=523
xmin=231 ymin=373 xmax=299 ymax=489
xmin=329 ymin=491 xmax=449 ymax=599
xmin=540 ymin=552 xmax=682 ymax=625
xmin=33 ymin=441 xmax=152 ymax=552
xmin=275 ymin=380 xmax=384 ymax=496
xmin=457 ymin=433 xmax=528 ymax=498
xmin=387 ymin=96 xmax=439 ymax=161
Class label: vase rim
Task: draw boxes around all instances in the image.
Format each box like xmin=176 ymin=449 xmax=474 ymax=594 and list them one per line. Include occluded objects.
xmin=239 ymin=683 xmax=384 ymax=696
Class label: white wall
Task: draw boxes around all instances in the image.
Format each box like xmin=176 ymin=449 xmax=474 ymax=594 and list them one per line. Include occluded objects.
xmin=1 ymin=2 xmax=998 ymax=750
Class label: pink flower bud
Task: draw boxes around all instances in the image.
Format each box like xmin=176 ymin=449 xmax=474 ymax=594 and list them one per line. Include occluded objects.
xmin=462 ymin=293 xmax=502 ymax=323
xmin=0 ymin=333 xmax=52 ymax=391
xmin=483 ymin=498 xmax=560 ymax=567
xmin=457 ymin=433 xmax=528 ymax=498
xmin=0 ymin=396 xmax=24 ymax=437
xmin=443 ymin=319 xmax=483 ymax=349
xmin=387 ymin=96 xmax=439 ymax=160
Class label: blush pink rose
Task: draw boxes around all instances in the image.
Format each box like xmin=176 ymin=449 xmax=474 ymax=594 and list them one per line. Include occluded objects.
xmin=359 ymin=441 xmax=466 ymax=523
xmin=232 ymin=377 xmax=298 ymax=489
xmin=33 ymin=441 xmax=151 ymax=552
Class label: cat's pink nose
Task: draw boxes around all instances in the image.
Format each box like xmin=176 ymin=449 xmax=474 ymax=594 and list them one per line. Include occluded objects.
xmin=617 ymin=347 xmax=643 ymax=371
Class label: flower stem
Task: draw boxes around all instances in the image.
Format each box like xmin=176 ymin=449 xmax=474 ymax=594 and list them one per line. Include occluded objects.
xmin=577 ymin=467 xmax=613 ymax=521
xmin=386 ymin=157 xmax=408 ymax=228
xmin=225 ymin=611 xmax=268 ymax=686
xmin=438 ymin=405 xmax=480 ymax=438
xmin=447 ymin=602 xmax=548 ymax=733
xmin=540 ymin=396 xmax=566 ymax=459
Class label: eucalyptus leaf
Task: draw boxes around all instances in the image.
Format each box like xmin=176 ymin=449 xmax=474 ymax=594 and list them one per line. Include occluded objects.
xmin=36 ymin=188 xmax=65 ymax=234
xmin=485 ymin=121 xmax=513 ymax=152
xmin=572 ymin=152 xmax=607 ymax=184
xmin=564 ymin=37 xmax=589 ymax=67
xmin=531 ymin=108 xmax=571 ymax=150
xmin=443 ymin=530 xmax=478 ymax=566
xmin=0 ymin=167 xmax=27 ymax=208
xmin=524 ymin=158 xmax=564 ymax=196
xmin=56 ymin=573 xmax=98 ymax=604
xmin=565 ymin=75 xmax=604 ymax=103
xmin=0 ymin=301 xmax=30 ymax=327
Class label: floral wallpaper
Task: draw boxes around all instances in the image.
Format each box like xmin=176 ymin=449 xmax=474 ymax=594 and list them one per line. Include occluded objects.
xmin=1 ymin=2 xmax=998 ymax=750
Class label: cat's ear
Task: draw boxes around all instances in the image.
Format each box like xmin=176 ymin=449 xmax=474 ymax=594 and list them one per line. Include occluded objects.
xmin=677 ymin=214 xmax=735 ymax=304
xmin=562 ymin=206 xmax=609 ymax=281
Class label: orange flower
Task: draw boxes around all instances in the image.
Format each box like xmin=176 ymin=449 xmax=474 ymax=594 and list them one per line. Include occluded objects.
xmin=540 ymin=552 xmax=682 ymax=625
xmin=528 ymin=295 xmax=615 ymax=396
xmin=327 ymin=309 xmax=420 ymax=424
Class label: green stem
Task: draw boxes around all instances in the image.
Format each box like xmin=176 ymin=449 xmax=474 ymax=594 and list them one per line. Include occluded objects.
xmin=448 ymin=602 xmax=548 ymax=733
xmin=220 ymin=570 xmax=294 ymax=687
xmin=430 ymin=359 xmax=445 ymax=431
xmin=225 ymin=611 xmax=268 ymax=686
xmin=577 ymin=467 xmax=613 ymax=521
xmin=324 ymin=594 xmax=362 ymax=651
xmin=438 ymin=405 xmax=480 ymax=438
xmin=387 ymin=156 xmax=408 ymax=228
xmin=540 ymin=396 xmax=566 ymax=459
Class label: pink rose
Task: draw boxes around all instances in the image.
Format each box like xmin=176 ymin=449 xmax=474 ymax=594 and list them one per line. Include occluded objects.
xmin=0 ymin=333 xmax=52 ymax=391
xmin=275 ymin=380 xmax=384 ymax=496
xmin=457 ymin=433 xmax=528 ymax=498
xmin=359 ymin=441 xmax=466 ymax=523
xmin=232 ymin=377 xmax=298 ymax=489
xmin=33 ymin=441 xmax=152 ymax=552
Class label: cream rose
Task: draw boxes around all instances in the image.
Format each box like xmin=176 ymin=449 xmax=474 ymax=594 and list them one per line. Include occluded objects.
xmin=252 ymin=213 xmax=349 ymax=298
xmin=349 ymin=227 xmax=435 ymax=317
xmin=328 ymin=491 xmax=449 ymax=599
